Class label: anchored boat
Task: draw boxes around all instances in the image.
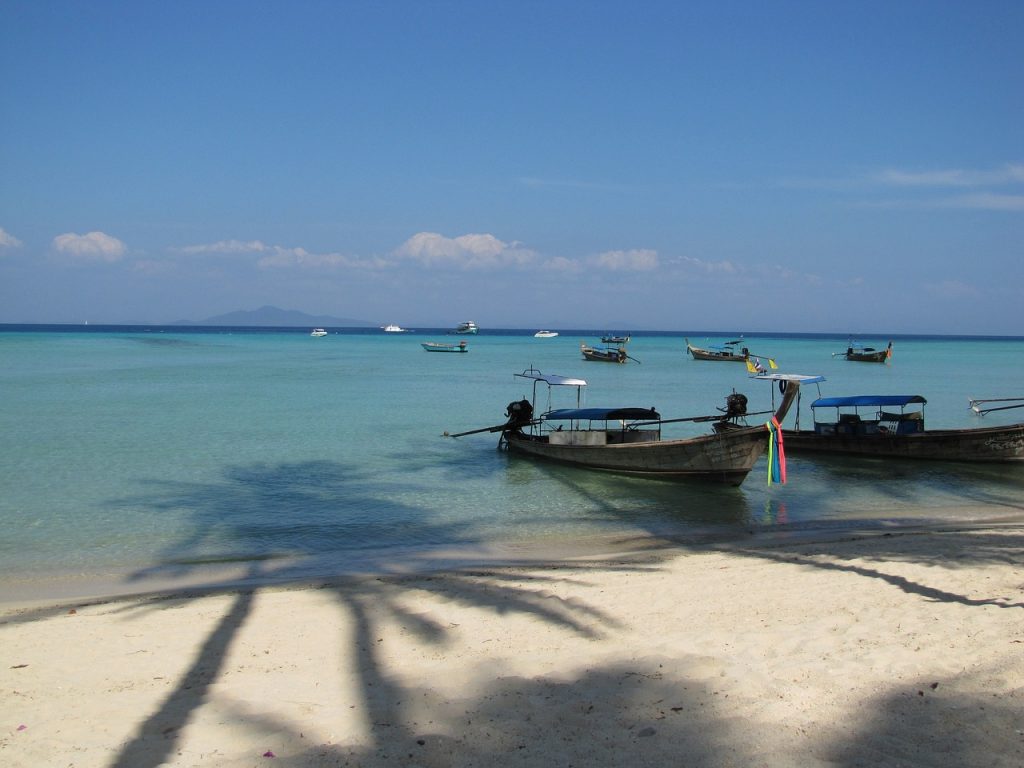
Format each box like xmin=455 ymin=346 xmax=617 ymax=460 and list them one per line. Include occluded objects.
xmin=448 ymin=368 xmax=801 ymax=485
xmin=580 ymin=343 xmax=638 ymax=364
xmin=422 ymin=340 xmax=468 ymax=353
xmin=686 ymin=337 xmax=777 ymax=369
xmin=783 ymin=393 xmax=1024 ymax=462
xmin=834 ymin=341 xmax=892 ymax=363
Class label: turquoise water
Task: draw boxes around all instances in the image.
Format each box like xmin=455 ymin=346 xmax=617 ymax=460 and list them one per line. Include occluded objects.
xmin=2 ymin=327 xmax=1023 ymax=600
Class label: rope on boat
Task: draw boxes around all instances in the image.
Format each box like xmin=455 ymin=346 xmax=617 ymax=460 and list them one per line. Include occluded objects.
xmin=765 ymin=417 xmax=786 ymax=485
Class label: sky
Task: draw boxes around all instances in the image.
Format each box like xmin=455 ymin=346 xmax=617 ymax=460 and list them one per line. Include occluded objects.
xmin=1 ymin=1 xmax=1022 ymax=334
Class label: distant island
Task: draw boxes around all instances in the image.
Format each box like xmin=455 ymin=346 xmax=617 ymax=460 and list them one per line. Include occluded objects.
xmin=176 ymin=305 xmax=378 ymax=327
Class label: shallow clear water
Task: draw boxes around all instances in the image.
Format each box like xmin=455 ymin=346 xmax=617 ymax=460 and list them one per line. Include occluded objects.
xmin=2 ymin=327 xmax=1023 ymax=598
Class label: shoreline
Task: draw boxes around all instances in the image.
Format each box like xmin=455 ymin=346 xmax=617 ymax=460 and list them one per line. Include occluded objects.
xmin=3 ymin=519 xmax=1022 ymax=766
xmin=4 ymin=504 xmax=1024 ymax=611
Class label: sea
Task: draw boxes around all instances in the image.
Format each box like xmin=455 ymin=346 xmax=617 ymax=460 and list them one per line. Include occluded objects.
xmin=2 ymin=325 xmax=1023 ymax=603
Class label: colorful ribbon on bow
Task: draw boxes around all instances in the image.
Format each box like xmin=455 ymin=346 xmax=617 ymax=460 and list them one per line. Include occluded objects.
xmin=765 ymin=416 xmax=786 ymax=485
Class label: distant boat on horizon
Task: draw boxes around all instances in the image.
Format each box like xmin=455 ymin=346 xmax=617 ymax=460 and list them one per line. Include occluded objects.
xmin=450 ymin=320 xmax=479 ymax=335
xmin=383 ymin=324 xmax=407 ymax=333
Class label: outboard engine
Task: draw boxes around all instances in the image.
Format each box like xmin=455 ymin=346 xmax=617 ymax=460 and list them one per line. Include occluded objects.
xmin=504 ymin=399 xmax=534 ymax=429
xmin=724 ymin=392 xmax=748 ymax=419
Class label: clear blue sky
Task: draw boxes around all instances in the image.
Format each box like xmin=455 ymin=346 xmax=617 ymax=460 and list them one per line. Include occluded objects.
xmin=2 ymin=1 xmax=1022 ymax=333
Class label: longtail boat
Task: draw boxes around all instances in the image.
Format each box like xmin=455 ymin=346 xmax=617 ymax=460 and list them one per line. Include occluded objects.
xmin=422 ymin=340 xmax=468 ymax=353
xmin=834 ymin=341 xmax=892 ymax=363
xmin=782 ymin=393 xmax=1024 ymax=462
xmin=447 ymin=368 xmax=804 ymax=485
xmin=580 ymin=343 xmax=636 ymax=364
xmin=686 ymin=338 xmax=778 ymax=369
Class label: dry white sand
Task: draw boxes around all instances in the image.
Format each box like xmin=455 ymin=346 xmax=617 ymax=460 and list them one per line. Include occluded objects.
xmin=2 ymin=524 xmax=1023 ymax=767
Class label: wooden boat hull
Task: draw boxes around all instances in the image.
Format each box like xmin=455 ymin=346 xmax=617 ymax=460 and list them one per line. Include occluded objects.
xmin=844 ymin=350 xmax=888 ymax=363
xmin=685 ymin=340 xmax=747 ymax=362
xmin=783 ymin=423 xmax=1024 ymax=462
xmin=502 ymin=381 xmax=800 ymax=485
xmin=842 ymin=342 xmax=892 ymax=363
xmin=422 ymin=342 xmax=468 ymax=353
xmin=581 ymin=345 xmax=626 ymax=363
xmin=505 ymin=427 xmax=771 ymax=484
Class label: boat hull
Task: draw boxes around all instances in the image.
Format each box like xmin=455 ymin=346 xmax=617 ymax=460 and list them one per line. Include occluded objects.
xmin=685 ymin=341 xmax=747 ymax=362
xmin=504 ymin=427 xmax=769 ymax=485
xmin=842 ymin=342 xmax=892 ymax=363
xmin=783 ymin=424 xmax=1024 ymax=462
xmin=844 ymin=351 xmax=888 ymax=363
xmin=422 ymin=342 xmax=467 ymax=353
xmin=581 ymin=350 xmax=626 ymax=363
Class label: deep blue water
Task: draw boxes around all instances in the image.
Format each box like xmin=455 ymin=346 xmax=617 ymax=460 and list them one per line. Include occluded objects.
xmin=2 ymin=325 xmax=1023 ymax=601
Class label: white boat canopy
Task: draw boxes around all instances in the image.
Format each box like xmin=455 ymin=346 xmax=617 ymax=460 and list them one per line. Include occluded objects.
xmin=515 ymin=369 xmax=587 ymax=388
xmin=752 ymin=373 xmax=826 ymax=384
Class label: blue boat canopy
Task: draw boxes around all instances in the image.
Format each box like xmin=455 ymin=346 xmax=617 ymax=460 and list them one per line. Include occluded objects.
xmin=544 ymin=407 xmax=661 ymax=421
xmin=811 ymin=395 xmax=926 ymax=408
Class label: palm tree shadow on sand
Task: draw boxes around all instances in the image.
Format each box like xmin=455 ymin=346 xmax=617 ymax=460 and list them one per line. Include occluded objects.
xmin=91 ymin=458 xmax=1024 ymax=767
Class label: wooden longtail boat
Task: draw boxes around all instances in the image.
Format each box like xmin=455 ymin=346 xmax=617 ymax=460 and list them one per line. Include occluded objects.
xmin=422 ymin=340 xmax=468 ymax=353
xmin=783 ymin=393 xmax=1024 ymax=462
xmin=685 ymin=337 xmax=749 ymax=362
xmin=601 ymin=334 xmax=630 ymax=344
xmin=835 ymin=341 xmax=892 ymax=363
xmin=686 ymin=338 xmax=778 ymax=369
xmin=448 ymin=368 xmax=802 ymax=485
xmin=580 ymin=343 xmax=634 ymax=364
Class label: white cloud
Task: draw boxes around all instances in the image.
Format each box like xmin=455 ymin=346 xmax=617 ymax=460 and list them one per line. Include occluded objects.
xmin=177 ymin=239 xmax=271 ymax=254
xmin=592 ymin=249 xmax=659 ymax=271
xmin=176 ymin=239 xmax=388 ymax=269
xmin=257 ymin=249 xmax=388 ymax=270
xmin=395 ymin=232 xmax=537 ymax=269
xmin=0 ymin=227 xmax=23 ymax=249
xmin=674 ymin=255 xmax=738 ymax=274
xmin=53 ymin=231 xmax=126 ymax=261
xmin=875 ymin=164 xmax=1024 ymax=188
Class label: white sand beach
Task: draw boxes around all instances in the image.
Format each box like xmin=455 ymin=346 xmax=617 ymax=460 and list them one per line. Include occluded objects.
xmin=2 ymin=523 xmax=1023 ymax=767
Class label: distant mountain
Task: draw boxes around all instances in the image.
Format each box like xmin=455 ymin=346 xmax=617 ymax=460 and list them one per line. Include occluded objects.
xmin=183 ymin=305 xmax=377 ymax=327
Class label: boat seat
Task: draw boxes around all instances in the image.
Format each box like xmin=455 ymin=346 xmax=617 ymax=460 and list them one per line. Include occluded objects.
xmin=879 ymin=411 xmax=922 ymax=421
xmin=879 ymin=411 xmax=924 ymax=434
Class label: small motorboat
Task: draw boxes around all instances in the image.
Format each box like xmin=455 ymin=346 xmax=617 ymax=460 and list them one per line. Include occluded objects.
xmin=534 ymin=330 xmax=559 ymax=338
xmin=310 ymin=328 xmax=328 ymax=337
xmin=422 ymin=341 xmax=468 ymax=353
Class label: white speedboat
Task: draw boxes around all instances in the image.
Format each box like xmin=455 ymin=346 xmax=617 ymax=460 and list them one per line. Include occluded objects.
xmin=310 ymin=328 xmax=328 ymax=337
xmin=383 ymin=324 xmax=407 ymax=333
xmin=534 ymin=330 xmax=558 ymax=338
